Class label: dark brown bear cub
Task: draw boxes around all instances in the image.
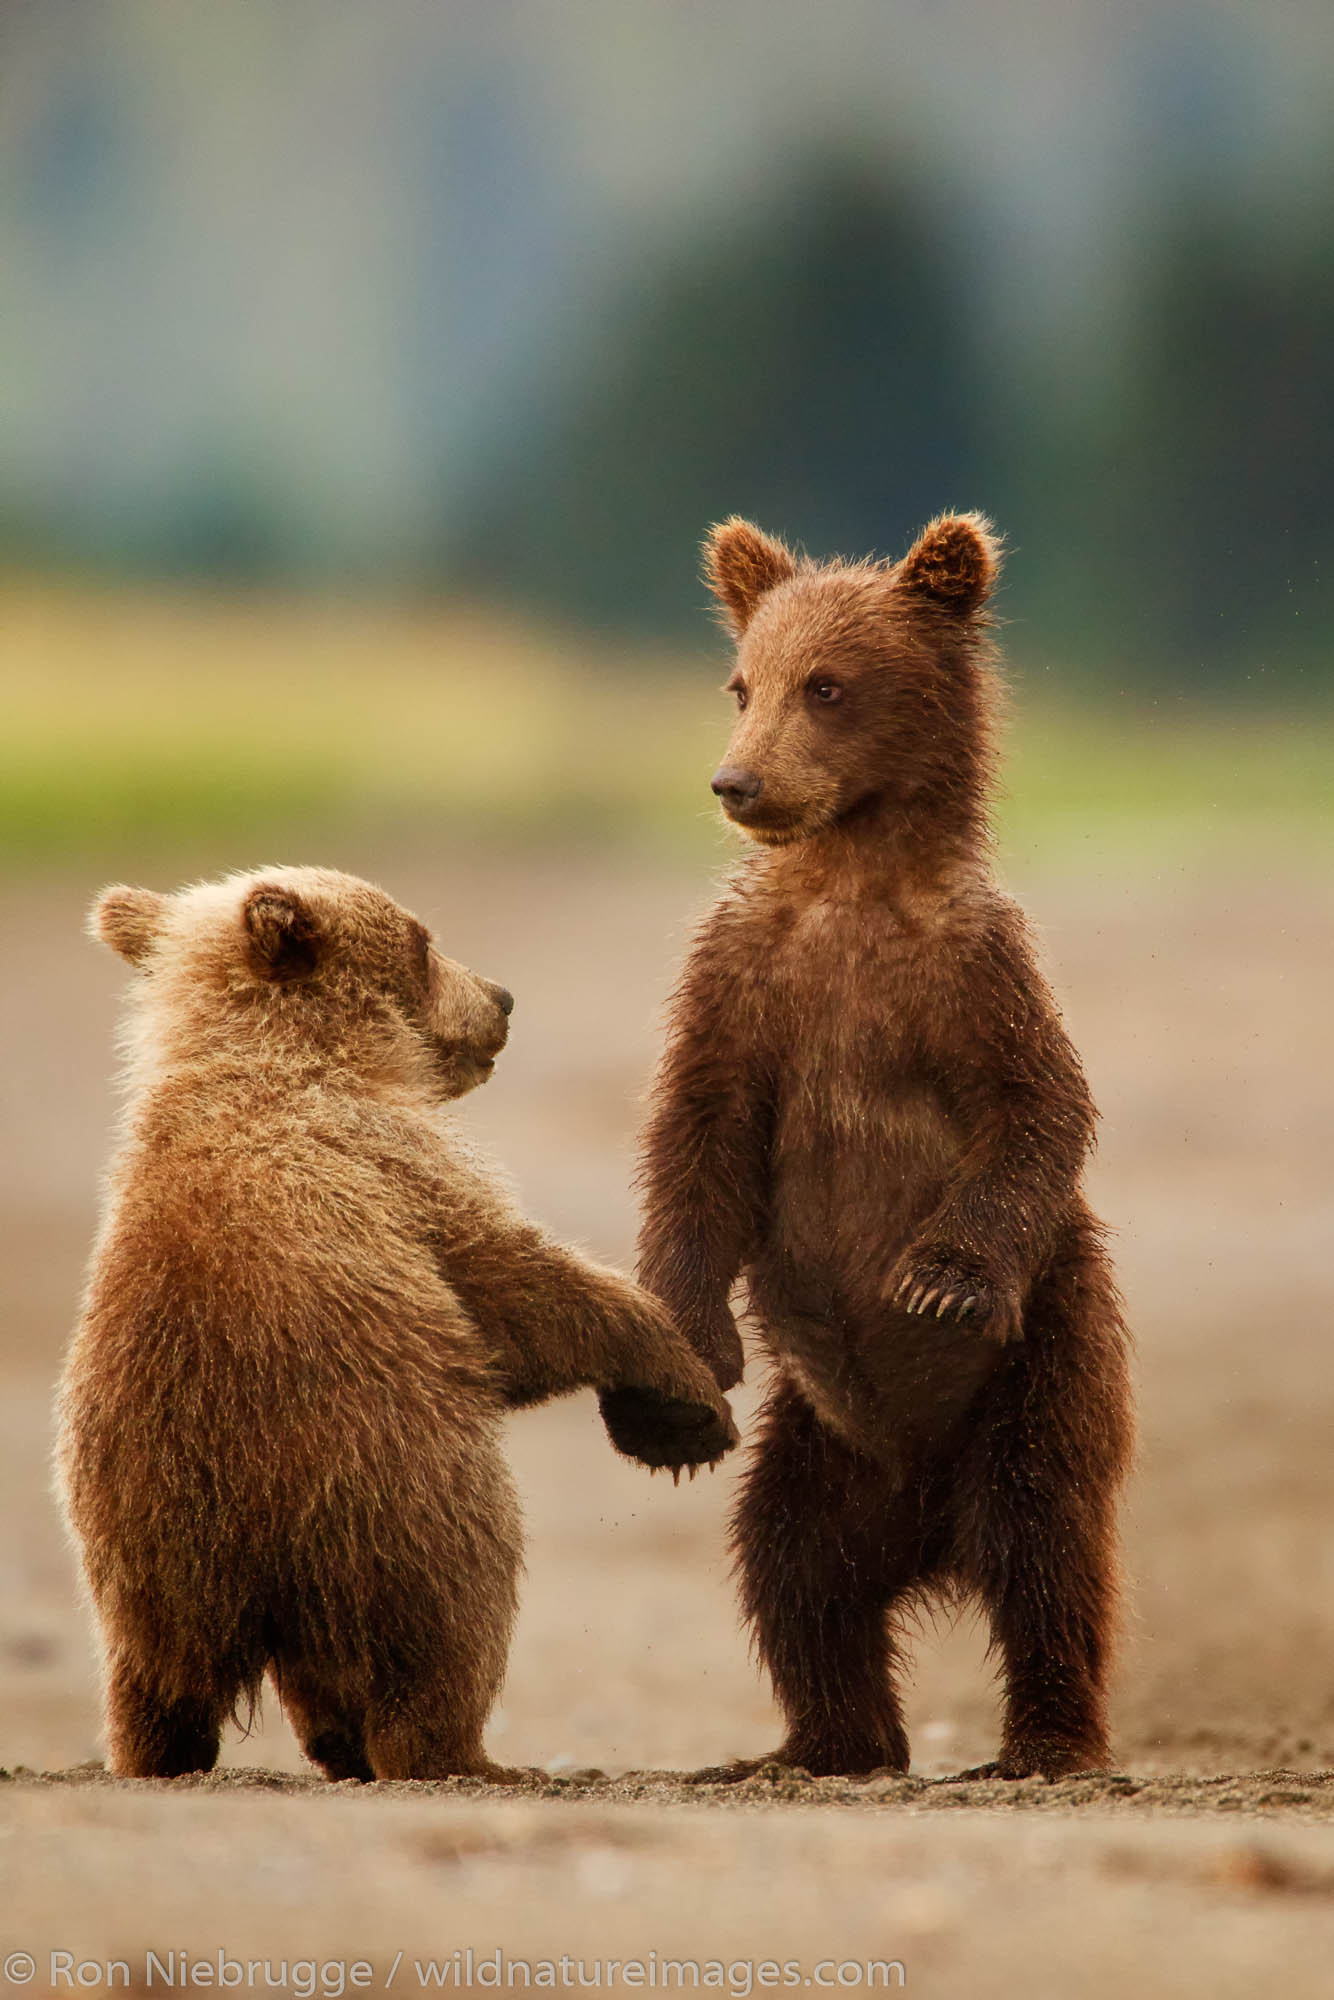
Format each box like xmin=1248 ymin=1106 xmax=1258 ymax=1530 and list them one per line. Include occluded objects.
xmin=637 ymin=516 xmax=1133 ymax=1780
xmin=59 ymin=866 xmax=735 ymax=1782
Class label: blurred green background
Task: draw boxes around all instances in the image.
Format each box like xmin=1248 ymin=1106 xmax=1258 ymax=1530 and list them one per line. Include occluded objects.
xmin=2 ymin=0 xmax=1332 ymax=869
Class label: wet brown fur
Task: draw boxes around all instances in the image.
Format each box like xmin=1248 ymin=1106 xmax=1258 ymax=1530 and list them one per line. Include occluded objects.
xmin=58 ymin=866 xmax=735 ymax=1784
xmin=638 ymin=517 xmax=1134 ymax=1781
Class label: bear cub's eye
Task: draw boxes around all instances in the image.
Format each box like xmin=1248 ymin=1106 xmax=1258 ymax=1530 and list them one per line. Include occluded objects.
xmin=730 ymin=683 xmax=748 ymax=711
xmin=808 ymin=677 xmax=843 ymax=705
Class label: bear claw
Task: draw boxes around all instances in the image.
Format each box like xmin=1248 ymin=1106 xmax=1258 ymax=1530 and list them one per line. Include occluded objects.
xmin=598 ymin=1385 xmax=738 ymax=1473
xmin=891 ymin=1260 xmax=1019 ymax=1340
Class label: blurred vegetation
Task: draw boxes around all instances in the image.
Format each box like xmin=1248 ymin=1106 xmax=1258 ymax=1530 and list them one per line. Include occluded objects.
xmin=460 ymin=160 xmax=978 ymax=635
xmin=3 ymin=583 xmax=1329 ymax=879
xmin=1015 ymin=194 xmax=1334 ymax=687
xmin=5 ymin=9 xmax=1332 ymax=694
xmin=463 ymin=156 xmax=1334 ymax=690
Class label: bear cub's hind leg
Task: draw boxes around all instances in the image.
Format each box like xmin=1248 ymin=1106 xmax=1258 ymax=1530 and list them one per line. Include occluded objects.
xmin=105 ymin=1652 xmax=225 ymax=1779
xmin=951 ymin=1231 xmax=1129 ymax=1781
xmin=276 ymin=1662 xmax=374 ymax=1783
xmin=364 ymin=1669 xmax=520 ymax=1784
xmin=699 ymin=1379 xmax=938 ymax=1781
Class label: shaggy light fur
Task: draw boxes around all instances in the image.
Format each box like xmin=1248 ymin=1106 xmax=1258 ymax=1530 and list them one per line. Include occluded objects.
xmin=58 ymin=866 xmax=735 ymax=1782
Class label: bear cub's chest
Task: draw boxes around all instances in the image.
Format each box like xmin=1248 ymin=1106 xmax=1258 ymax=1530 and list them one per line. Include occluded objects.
xmin=755 ymin=893 xmax=938 ymax=1076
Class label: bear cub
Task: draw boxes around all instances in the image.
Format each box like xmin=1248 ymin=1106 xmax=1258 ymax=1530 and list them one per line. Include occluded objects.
xmin=637 ymin=515 xmax=1133 ymax=1780
xmin=59 ymin=865 xmax=735 ymax=1782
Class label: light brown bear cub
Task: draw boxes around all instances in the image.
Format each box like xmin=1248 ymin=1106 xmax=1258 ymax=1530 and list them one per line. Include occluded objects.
xmin=638 ymin=516 xmax=1133 ymax=1782
xmin=59 ymin=866 xmax=735 ymax=1782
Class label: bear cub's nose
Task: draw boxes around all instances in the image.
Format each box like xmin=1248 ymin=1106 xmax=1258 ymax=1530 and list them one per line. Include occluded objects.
xmin=491 ymin=986 xmax=515 ymax=1017
xmin=711 ymin=766 xmax=763 ymax=809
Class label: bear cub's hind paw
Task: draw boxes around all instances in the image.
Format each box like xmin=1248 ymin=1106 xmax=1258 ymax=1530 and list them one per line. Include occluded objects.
xmin=946 ymin=1743 xmax=1111 ymax=1783
xmin=598 ymin=1385 xmax=738 ymax=1474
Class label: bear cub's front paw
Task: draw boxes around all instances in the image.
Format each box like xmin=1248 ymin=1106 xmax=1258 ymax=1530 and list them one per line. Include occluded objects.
xmin=689 ymin=1307 xmax=746 ymax=1393
xmin=598 ymin=1385 xmax=739 ymax=1474
xmin=886 ymin=1249 xmax=1023 ymax=1344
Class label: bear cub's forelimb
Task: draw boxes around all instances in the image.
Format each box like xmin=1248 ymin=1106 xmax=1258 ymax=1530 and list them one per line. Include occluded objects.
xmin=634 ymin=1216 xmax=747 ymax=1393
xmin=635 ymin=932 xmax=769 ymax=1392
xmin=885 ymin=993 xmax=1098 ymax=1342
xmin=438 ymin=1221 xmax=738 ymax=1468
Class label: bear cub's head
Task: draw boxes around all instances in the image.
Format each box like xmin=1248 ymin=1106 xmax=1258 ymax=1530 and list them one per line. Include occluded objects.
xmin=92 ymin=866 xmax=514 ymax=1102
xmin=704 ymin=512 xmax=1003 ymax=847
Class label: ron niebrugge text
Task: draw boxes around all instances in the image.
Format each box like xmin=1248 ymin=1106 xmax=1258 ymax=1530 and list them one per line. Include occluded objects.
xmin=12 ymin=1952 xmax=907 ymax=1994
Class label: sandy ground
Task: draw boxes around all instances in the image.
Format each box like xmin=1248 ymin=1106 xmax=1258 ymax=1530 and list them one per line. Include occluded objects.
xmin=2 ymin=841 xmax=1333 ymax=1996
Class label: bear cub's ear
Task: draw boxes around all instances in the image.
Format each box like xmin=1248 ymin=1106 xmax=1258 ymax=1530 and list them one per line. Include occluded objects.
xmin=704 ymin=518 xmax=798 ymax=633
xmin=898 ymin=512 xmax=1002 ymax=616
xmin=244 ymin=884 xmax=322 ymax=983
xmin=91 ymin=886 xmax=168 ymax=967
